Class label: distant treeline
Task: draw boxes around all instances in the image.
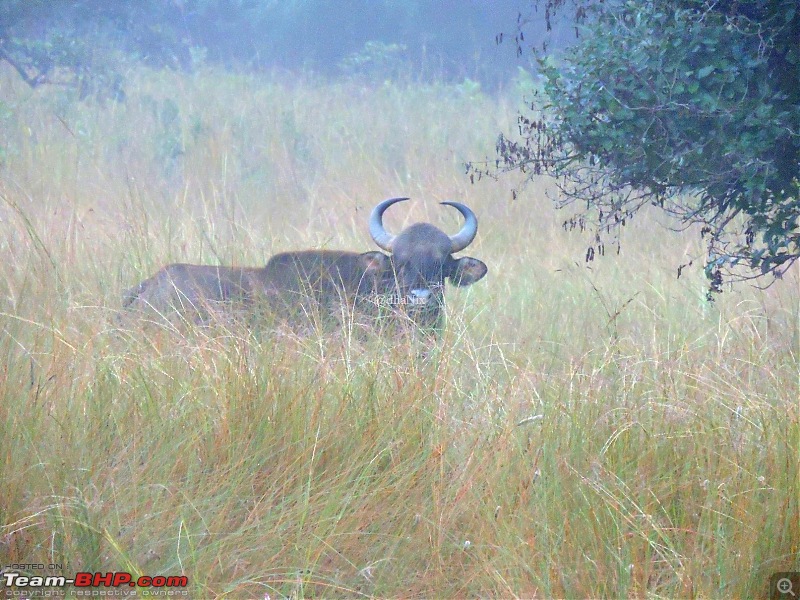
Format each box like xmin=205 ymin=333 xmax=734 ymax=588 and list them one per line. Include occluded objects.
xmin=0 ymin=0 xmax=573 ymax=95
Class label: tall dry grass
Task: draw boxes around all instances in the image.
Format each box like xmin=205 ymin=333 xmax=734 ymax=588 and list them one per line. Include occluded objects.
xmin=0 ymin=64 xmax=797 ymax=598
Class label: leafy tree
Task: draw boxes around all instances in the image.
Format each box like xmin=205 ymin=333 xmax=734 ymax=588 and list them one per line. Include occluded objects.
xmin=475 ymin=0 xmax=800 ymax=295
xmin=0 ymin=0 xmax=189 ymax=100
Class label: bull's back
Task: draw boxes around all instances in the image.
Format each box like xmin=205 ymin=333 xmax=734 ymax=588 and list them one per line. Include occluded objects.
xmin=122 ymin=263 xmax=271 ymax=320
xmin=264 ymin=251 xmax=364 ymax=296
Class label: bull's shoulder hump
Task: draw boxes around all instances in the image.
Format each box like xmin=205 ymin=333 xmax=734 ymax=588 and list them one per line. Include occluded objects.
xmin=156 ymin=263 xmax=194 ymax=278
xmin=266 ymin=252 xmax=300 ymax=267
xmin=159 ymin=262 xmax=193 ymax=272
xmin=267 ymin=250 xmax=359 ymax=265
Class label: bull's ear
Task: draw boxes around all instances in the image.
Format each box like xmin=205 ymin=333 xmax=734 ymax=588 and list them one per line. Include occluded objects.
xmin=358 ymin=251 xmax=390 ymax=275
xmin=449 ymin=257 xmax=488 ymax=287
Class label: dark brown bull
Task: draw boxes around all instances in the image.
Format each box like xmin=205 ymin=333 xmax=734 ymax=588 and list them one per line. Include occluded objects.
xmin=121 ymin=197 xmax=487 ymax=330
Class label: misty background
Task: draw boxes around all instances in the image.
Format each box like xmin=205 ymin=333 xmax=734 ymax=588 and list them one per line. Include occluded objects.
xmin=0 ymin=0 xmax=576 ymax=96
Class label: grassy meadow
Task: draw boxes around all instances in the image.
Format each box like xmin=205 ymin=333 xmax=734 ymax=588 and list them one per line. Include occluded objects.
xmin=0 ymin=64 xmax=798 ymax=598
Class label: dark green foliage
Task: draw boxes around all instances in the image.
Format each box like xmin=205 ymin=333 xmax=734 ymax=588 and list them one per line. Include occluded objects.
xmin=478 ymin=0 xmax=799 ymax=292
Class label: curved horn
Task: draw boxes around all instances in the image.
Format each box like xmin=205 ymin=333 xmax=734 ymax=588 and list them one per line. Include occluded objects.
xmin=441 ymin=201 xmax=478 ymax=252
xmin=369 ymin=197 xmax=409 ymax=251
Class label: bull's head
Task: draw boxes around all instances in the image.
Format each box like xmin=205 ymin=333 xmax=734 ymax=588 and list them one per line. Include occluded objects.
xmin=367 ymin=197 xmax=487 ymax=327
